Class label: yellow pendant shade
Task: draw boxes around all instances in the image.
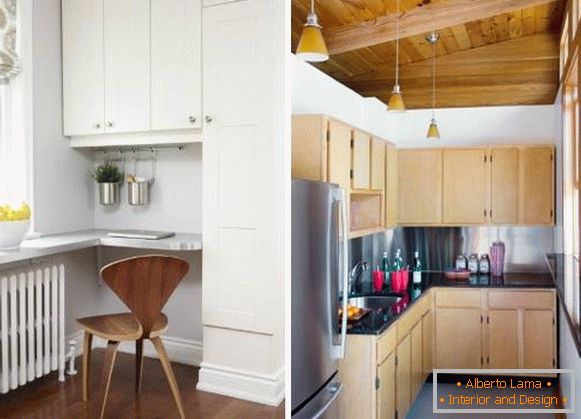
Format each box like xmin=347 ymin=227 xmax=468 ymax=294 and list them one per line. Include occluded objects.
xmin=296 ymin=23 xmax=329 ymax=63
xmin=387 ymin=85 xmax=406 ymax=112
xmin=427 ymin=119 xmax=440 ymax=139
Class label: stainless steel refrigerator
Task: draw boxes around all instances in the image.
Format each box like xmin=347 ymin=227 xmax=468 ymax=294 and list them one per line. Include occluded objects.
xmin=291 ymin=179 xmax=349 ymax=419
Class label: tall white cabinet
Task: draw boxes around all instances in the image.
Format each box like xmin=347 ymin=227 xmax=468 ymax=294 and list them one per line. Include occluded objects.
xmin=198 ymin=0 xmax=287 ymax=406
xmin=62 ymin=0 xmax=202 ymax=141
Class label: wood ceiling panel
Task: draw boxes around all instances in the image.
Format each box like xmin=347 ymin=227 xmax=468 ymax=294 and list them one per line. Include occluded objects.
xmin=292 ymin=0 xmax=565 ymax=108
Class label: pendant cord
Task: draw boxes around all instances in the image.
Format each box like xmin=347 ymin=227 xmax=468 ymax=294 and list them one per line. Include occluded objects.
xmin=311 ymin=0 xmax=315 ymax=15
xmin=432 ymin=39 xmax=436 ymax=120
xmin=395 ymin=0 xmax=400 ymax=87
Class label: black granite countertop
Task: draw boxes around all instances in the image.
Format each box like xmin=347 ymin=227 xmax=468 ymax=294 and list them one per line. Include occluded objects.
xmin=545 ymin=254 xmax=581 ymax=355
xmin=347 ymin=271 xmax=555 ymax=336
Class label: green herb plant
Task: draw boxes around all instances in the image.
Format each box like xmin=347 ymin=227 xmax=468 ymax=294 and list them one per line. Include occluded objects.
xmin=92 ymin=161 xmax=123 ymax=184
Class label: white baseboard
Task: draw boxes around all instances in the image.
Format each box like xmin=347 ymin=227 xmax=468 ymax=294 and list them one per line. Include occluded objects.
xmin=197 ymin=362 xmax=284 ymax=407
xmin=67 ymin=331 xmax=203 ymax=367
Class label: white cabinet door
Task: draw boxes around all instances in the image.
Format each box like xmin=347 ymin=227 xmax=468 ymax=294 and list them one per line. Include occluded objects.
xmin=103 ymin=0 xmax=150 ymax=133
xmin=62 ymin=0 xmax=104 ymax=136
xmin=151 ymin=0 xmax=202 ymax=130
xmin=202 ymin=0 xmax=281 ymax=334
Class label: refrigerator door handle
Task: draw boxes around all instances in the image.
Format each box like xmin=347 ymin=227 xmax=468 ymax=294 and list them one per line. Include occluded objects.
xmin=338 ymin=188 xmax=349 ymax=359
xmin=312 ymin=382 xmax=343 ymax=419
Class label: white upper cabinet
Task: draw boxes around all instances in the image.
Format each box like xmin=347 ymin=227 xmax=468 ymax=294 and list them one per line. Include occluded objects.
xmin=62 ymin=0 xmax=202 ymax=139
xmin=151 ymin=0 xmax=202 ymax=130
xmin=62 ymin=0 xmax=105 ymax=136
xmin=103 ymin=0 xmax=150 ymax=134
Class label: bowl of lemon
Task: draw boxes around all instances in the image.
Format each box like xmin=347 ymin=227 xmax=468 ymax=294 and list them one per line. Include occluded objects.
xmin=0 ymin=203 xmax=31 ymax=249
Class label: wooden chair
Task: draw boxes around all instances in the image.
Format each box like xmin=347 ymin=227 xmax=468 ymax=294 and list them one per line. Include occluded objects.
xmin=77 ymin=255 xmax=190 ymax=419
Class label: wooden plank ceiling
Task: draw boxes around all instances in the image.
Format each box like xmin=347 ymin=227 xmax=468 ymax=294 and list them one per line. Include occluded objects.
xmin=292 ymin=0 xmax=565 ymax=108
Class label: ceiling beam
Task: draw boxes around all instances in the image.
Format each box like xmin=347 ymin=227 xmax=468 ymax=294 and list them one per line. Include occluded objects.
xmin=325 ymin=0 xmax=559 ymax=55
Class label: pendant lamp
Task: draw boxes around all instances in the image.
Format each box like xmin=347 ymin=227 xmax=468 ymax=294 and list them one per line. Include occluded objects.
xmin=426 ymin=32 xmax=440 ymax=139
xmin=388 ymin=0 xmax=405 ymax=112
xmin=296 ymin=0 xmax=329 ymax=63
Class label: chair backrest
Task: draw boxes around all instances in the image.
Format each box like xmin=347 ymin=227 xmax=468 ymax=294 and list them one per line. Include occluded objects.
xmin=100 ymin=255 xmax=189 ymax=337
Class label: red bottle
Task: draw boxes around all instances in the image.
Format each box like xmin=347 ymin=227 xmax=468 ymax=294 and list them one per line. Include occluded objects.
xmin=373 ymin=267 xmax=384 ymax=292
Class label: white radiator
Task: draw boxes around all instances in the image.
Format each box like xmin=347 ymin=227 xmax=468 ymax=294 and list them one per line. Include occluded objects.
xmin=0 ymin=263 xmax=65 ymax=394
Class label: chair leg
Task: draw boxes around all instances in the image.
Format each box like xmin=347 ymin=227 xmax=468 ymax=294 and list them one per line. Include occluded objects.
xmin=151 ymin=337 xmax=186 ymax=419
xmin=82 ymin=332 xmax=93 ymax=402
xmin=95 ymin=340 xmax=120 ymax=419
xmin=135 ymin=338 xmax=144 ymax=393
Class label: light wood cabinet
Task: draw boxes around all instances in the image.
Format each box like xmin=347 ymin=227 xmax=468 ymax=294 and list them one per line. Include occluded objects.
xmin=371 ymin=137 xmax=386 ymax=191
xmin=352 ymin=130 xmax=371 ymax=190
xmin=151 ymin=0 xmax=202 ymax=130
xmin=398 ymin=149 xmax=443 ymax=225
xmin=443 ymin=148 xmax=489 ymax=224
xmin=486 ymin=309 xmax=519 ymax=368
xmin=520 ymin=147 xmax=555 ymax=225
xmin=410 ymin=322 xmax=423 ymax=399
xmin=523 ymin=310 xmax=555 ymax=369
xmin=490 ymin=148 xmax=520 ymax=224
xmin=377 ymin=352 xmax=396 ymax=419
xmin=395 ymin=333 xmax=412 ymax=419
xmin=435 ymin=307 xmax=483 ymax=369
xmin=422 ymin=310 xmax=433 ymax=378
xmin=384 ymin=144 xmax=398 ymax=228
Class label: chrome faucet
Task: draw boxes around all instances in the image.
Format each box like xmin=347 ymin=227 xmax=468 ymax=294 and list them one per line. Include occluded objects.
xmin=348 ymin=260 xmax=369 ymax=295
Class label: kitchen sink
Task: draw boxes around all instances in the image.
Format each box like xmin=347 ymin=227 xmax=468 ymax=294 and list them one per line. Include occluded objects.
xmin=348 ymin=295 xmax=402 ymax=311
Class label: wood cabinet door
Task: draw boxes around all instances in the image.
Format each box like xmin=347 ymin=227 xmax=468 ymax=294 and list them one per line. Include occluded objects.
xmin=104 ymin=0 xmax=151 ymax=133
xmin=520 ymin=147 xmax=555 ymax=225
xmin=352 ymin=130 xmax=371 ymax=190
xmin=62 ymin=0 xmax=105 ymax=136
xmin=291 ymin=116 xmax=327 ymax=181
xmin=385 ymin=144 xmax=398 ymax=227
xmin=490 ymin=148 xmax=519 ymax=224
xmin=395 ymin=334 xmax=412 ymax=419
xmin=151 ymin=0 xmax=202 ymax=130
xmin=523 ymin=310 xmax=555 ymax=369
xmin=328 ymin=120 xmax=352 ymax=192
xmin=398 ymin=149 xmax=442 ymax=225
xmin=487 ymin=310 xmax=518 ymax=369
xmin=377 ymin=352 xmax=396 ymax=419
xmin=435 ymin=308 xmax=482 ymax=369
xmin=443 ymin=149 xmax=489 ymax=224
xmin=422 ymin=310 xmax=433 ymax=378
xmin=411 ymin=322 xmax=423 ymax=399
xmin=371 ymin=137 xmax=386 ymax=191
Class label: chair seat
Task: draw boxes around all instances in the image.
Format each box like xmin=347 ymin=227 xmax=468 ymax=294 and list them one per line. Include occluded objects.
xmin=77 ymin=313 xmax=168 ymax=341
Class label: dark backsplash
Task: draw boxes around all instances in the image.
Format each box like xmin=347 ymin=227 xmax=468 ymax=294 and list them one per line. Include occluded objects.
xmin=349 ymin=226 xmax=555 ymax=277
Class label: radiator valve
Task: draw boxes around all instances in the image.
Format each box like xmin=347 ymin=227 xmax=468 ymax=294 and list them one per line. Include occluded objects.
xmin=66 ymin=340 xmax=77 ymax=376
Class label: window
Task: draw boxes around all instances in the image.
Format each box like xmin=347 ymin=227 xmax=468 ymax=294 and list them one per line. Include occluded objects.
xmin=0 ymin=80 xmax=27 ymax=206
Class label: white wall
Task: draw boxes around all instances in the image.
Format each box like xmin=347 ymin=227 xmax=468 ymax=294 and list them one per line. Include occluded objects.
xmin=559 ymin=307 xmax=581 ymax=418
xmin=30 ymin=0 xmax=94 ymax=235
xmin=293 ymin=56 xmax=555 ymax=148
xmin=93 ymin=145 xmax=202 ymax=233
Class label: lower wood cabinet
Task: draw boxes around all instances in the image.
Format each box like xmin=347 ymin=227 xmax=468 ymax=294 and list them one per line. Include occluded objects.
xmin=337 ymin=288 xmax=556 ymax=419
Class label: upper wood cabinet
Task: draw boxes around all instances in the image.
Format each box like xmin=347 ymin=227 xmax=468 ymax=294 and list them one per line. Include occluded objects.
xmin=371 ymin=137 xmax=386 ymax=191
xmin=384 ymin=144 xmax=398 ymax=228
xmin=328 ymin=120 xmax=352 ymax=191
xmin=490 ymin=148 xmax=520 ymax=224
xmin=443 ymin=149 xmax=489 ymax=224
xmin=151 ymin=0 xmax=202 ymax=130
xmin=520 ymin=147 xmax=555 ymax=225
xmin=398 ymin=149 xmax=443 ymax=225
xmin=352 ymin=130 xmax=371 ymax=190
xmin=62 ymin=0 xmax=202 ymax=137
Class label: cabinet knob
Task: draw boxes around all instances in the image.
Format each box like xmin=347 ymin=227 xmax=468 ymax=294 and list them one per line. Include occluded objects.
xmin=188 ymin=115 xmax=197 ymax=124
xmin=105 ymin=121 xmax=113 ymax=128
xmin=93 ymin=122 xmax=101 ymax=129
xmin=205 ymin=116 xmax=213 ymax=123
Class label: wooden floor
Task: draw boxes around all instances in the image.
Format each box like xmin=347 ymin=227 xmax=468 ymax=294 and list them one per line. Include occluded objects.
xmin=0 ymin=349 xmax=285 ymax=419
